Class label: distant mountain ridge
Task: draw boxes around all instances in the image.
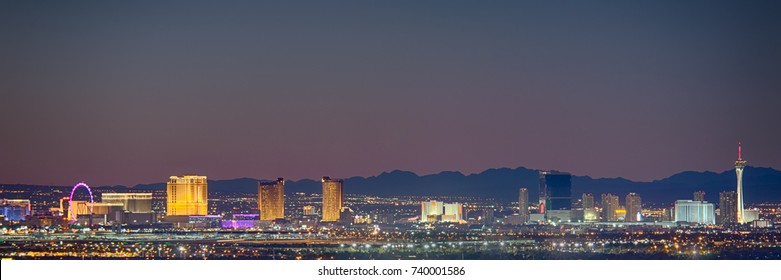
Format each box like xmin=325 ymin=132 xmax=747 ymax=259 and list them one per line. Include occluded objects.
xmin=3 ymin=166 xmax=780 ymax=204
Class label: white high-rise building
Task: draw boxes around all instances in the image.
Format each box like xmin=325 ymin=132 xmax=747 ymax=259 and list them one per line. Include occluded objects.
xmin=735 ymin=142 xmax=747 ymax=224
xmin=420 ymin=200 xmax=444 ymax=223
xmin=674 ymin=200 xmax=715 ymax=225
xmin=442 ymin=203 xmax=463 ymax=222
xmin=625 ymin=193 xmax=642 ymax=222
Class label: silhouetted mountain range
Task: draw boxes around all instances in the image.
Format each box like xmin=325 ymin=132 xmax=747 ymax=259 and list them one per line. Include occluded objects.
xmin=4 ymin=166 xmax=779 ymax=204
xmin=130 ymin=166 xmax=780 ymax=204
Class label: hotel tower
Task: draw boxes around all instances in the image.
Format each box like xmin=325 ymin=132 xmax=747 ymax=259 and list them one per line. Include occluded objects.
xmin=321 ymin=177 xmax=344 ymax=222
xmin=735 ymin=143 xmax=747 ymax=224
xmin=258 ymin=178 xmax=285 ymax=221
xmin=518 ymin=188 xmax=529 ymax=223
xmin=166 ymin=175 xmax=208 ymax=216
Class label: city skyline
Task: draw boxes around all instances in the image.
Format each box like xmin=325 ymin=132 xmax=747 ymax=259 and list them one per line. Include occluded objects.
xmin=3 ymin=168 xmax=769 ymax=225
xmin=6 ymin=143 xmax=760 ymax=223
xmin=3 ymin=163 xmax=779 ymax=205
xmin=2 ymin=1 xmax=781 ymax=186
xmin=1 ymin=143 xmax=777 ymax=261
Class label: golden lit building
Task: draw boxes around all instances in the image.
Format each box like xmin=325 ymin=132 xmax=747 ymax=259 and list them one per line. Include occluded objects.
xmin=258 ymin=178 xmax=285 ymax=221
xmin=303 ymin=205 xmax=316 ymax=216
xmin=101 ymin=193 xmax=153 ymax=213
xmin=616 ymin=207 xmax=627 ymax=221
xmin=71 ymin=201 xmax=123 ymax=216
xmin=166 ymin=175 xmax=208 ymax=216
xmin=321 ymin=176 xmax=344 ymax=222
xmin=59 ymin=197 xmax=70 ymax=218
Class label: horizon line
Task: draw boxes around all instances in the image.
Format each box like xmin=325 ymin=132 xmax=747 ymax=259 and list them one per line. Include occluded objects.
xmin=1 ymin=164 xmax=776 ymax=188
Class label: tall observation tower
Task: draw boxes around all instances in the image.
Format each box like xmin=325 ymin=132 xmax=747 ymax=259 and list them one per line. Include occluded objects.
xmin=735 ymin=142 xmax=747 ymax=224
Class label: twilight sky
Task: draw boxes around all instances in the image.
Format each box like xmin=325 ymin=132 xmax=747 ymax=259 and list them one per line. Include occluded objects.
xmin=1 ymin=1 xmax=780 ymax=186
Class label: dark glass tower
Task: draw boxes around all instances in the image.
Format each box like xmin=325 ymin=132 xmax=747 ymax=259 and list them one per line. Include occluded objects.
xmin=539 ymin=171 xmax=572 ymax=212
xmin=719 ymin=191 xmax=738 ymax=224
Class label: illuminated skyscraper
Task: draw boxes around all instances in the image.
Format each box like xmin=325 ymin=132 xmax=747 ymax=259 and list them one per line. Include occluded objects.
xmin=625 ymin=193 xmax=642 ymax=222
xmin=539 ymin=171 xmax=572 ymax=221
xmin=0 ymin=199 xmax=31 ymax=221
xmin=735 ymin=142 xmax=747 ymax=224
xmin=166 ymin=175 xmax=208 ymax=216
xmin=321 ymin=176 xmax=344 ymax=222
xmin=442 ymin=203 xmax=463 ymax=222
xmin=582 ymin=193 xmax=595 ymax=209
xmin=421 ymin=200 xmax=444 ymax=223
xmin=693 ymin=191 xmax=705 ymax=202
xmin=601 ymin=193 xmax=619 ymax=222
xmin=258 ymin=178 xmax=285 ymax=221
xmin=719 ymin=191 xmax=738 ymax=224
xmin=582 ymin=193 xmax=597 ymax=222
xmin=518 ymin=188 xmax=529 ymax=223
xmin=674 ymin=200 xmax=715 ymax=225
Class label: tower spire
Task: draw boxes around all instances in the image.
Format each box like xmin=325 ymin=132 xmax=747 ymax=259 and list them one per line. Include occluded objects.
xmin=738 ymin=142 xmax=742 ymax=161
xmin=735 ymin=142 xmax=747 ymax=224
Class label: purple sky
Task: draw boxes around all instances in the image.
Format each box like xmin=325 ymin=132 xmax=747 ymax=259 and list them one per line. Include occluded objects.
xmin=1 ymin=1 xmax=780 ymax=186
